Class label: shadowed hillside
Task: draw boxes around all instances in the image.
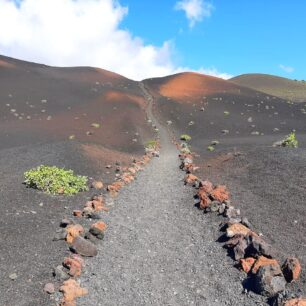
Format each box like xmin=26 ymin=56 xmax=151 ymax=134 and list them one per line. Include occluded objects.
xmin=231 ymin=73 xmax=306 ymax=102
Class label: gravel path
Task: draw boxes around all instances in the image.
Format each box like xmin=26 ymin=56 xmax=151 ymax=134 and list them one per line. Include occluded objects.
xmin=78 ymin=85 xmax=266 ymax=306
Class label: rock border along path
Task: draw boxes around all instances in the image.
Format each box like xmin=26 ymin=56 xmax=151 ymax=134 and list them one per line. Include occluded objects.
xmin=77 ymin=83 xmax=263 ymax=306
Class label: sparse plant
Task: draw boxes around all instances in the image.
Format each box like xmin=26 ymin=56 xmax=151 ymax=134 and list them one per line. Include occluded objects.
xmin=281 ymin=132 xmax=298 ymax=148
xmin=180 ymin=134 xmax=192 ymax=141
xmin=24 ymin=165 xmax=88 ymax=195
xmin=145 ymin=140 xmax=158 ymax=149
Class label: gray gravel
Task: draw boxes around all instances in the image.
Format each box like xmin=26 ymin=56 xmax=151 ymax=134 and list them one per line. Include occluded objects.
xmin=78 ymin=87 xmax=267 ymax=306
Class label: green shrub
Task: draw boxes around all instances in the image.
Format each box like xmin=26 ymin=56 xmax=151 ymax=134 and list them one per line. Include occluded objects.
xmin=180 ymin=134 xmax=192 ymax=141
xmin=24 ymin=165 xmax=88 ymax=195
xmin=145 ymin=140 xmax=158 ymax=149
xmin=281 ymin=132 xmax=298 ymax=148
xmin=207 ymin=145 xmax=215 ymax=152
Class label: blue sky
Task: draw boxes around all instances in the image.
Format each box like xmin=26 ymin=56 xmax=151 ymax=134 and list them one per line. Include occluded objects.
xmin=120 ymin=0 xmax=306 ymax=79
xmin=1 ymin=0 xmax=305 ymax=80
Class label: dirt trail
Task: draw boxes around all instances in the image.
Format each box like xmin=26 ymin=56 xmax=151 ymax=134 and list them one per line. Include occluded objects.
xmin=78 ymin=83 xmax=265 ymax=306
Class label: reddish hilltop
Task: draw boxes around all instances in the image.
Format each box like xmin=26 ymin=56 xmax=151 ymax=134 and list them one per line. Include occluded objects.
xmin=146 ymin=72 xmax=242 ymax=102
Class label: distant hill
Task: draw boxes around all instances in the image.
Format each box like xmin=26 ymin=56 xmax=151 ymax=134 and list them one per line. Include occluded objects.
xmin=230 ymin=73 xmax=306 ymax=102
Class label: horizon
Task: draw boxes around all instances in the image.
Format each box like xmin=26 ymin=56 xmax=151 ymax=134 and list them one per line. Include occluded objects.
xmin=0 ymin=0 xmax=305 ymax=81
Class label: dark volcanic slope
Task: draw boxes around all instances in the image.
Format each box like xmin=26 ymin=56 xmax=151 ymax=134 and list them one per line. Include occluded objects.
xmin=231 ymin=73 xmax=306 ymax=103
xmin=0 ymin=55 xmax=154 ymax=306
xmin=145 ymin=72 xmax=306 ymax=297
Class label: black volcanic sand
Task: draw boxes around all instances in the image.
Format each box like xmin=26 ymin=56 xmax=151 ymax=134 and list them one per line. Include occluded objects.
xmin=145 ymin=75 xmax=306 ymax=298
xmin=0 ymin=56 xmax=153 ymax=306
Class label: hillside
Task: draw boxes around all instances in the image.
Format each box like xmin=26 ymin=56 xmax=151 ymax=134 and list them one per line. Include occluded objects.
xmin=1 ymin=57 xmax=306 ymax=306
xmin=230 ymin=73 xmax=306 ymax=102
xmin=0 ymin=55 xmax=154 ymax=306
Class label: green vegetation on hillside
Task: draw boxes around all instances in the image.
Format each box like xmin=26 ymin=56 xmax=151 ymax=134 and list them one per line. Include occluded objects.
xmin=231 ymin=74 xmax=306 ymax=102
xmin=24 ymin=165 xmax=88 ymax=195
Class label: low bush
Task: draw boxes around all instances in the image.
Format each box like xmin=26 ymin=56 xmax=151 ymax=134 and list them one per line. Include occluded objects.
xmin=24 ymin=165 xmax=88 ymax=195
xmin=145 ymin=139 xmax=158 ymax=149
xmin=281 ymin=132 xmax=298 ymax=148
xmin=180 ymin=134 xmax=192 ymax=141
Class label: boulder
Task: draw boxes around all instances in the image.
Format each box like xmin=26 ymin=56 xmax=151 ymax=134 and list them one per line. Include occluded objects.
xmin=226 ymin=223 xmax=251 ymax=238
xmin=282 ymin=257 xmax=301 ymax=283
xmin=89 ymin=221 xmax=107 ymax=240
xmin=233 ymin=238 xmax=249 ymax=260
xmin=254 ymin=264 xmax=286 ymax=296
xmin=246 ymin=234 xmax=276 ymax=258
xmin=71 ymin=236 xmax=98 ymax=257
xmin=252 ymin=256 xmax=281 ymax=274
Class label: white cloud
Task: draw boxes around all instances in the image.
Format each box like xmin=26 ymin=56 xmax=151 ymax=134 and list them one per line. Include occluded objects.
xmin=0 ymin=0 xmax=227 ymax=80
xmin=279 ymin=64 xmax=294 ymax=73
xmin=175 ymin=0 xmax=213 ymax=28
xmin=197 ymin=67 xmax=233 ymax=79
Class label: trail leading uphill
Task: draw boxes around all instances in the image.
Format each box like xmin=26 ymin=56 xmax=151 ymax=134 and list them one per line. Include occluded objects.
xmin=78 ymin=84 xmax=265 ymax=306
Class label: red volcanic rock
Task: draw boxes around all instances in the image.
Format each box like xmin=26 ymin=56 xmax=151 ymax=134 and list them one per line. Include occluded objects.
xmin=73 ymin=210 xmax=82 ymax=218
xmin=60 ymin=279 xmax=88 ymax=305
xmin=184 ymin=174 xmax=199 ymax=185
xmin=226 ymin=223 xmax=251 ymax=238
xmin=282 ymin=257 xmax=302 ymax=282
xmin=66 ymin=224 xmax=84 ymax=244
xmin=284 ymin=298 xmax=306 ymax=306
xmin=199 ymin=180 xmax=214 ymax=194
xmin=240 ymin=257 xmax=256 ymax=273
xmin=63 ymin=255 xmax=84 ymax=277
xmin=121 ymin=173 xmax=134 ymax=184
xmin=128 ymin=167 xmax=137 ymax=175
xmin=210 ymin=185 xmax=230 ymax=203
xmin=107 ymin=181 xmax=125 ymax=194
xmin=91 ymin=181 xmax=104 ymax=190
xmin=199 ymin=193 xmax=212 ymax=210
xmin=252 ymin=256 xmax=281 ymax=274
xmin=89 ymin=221 xmax=107 ymax=239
